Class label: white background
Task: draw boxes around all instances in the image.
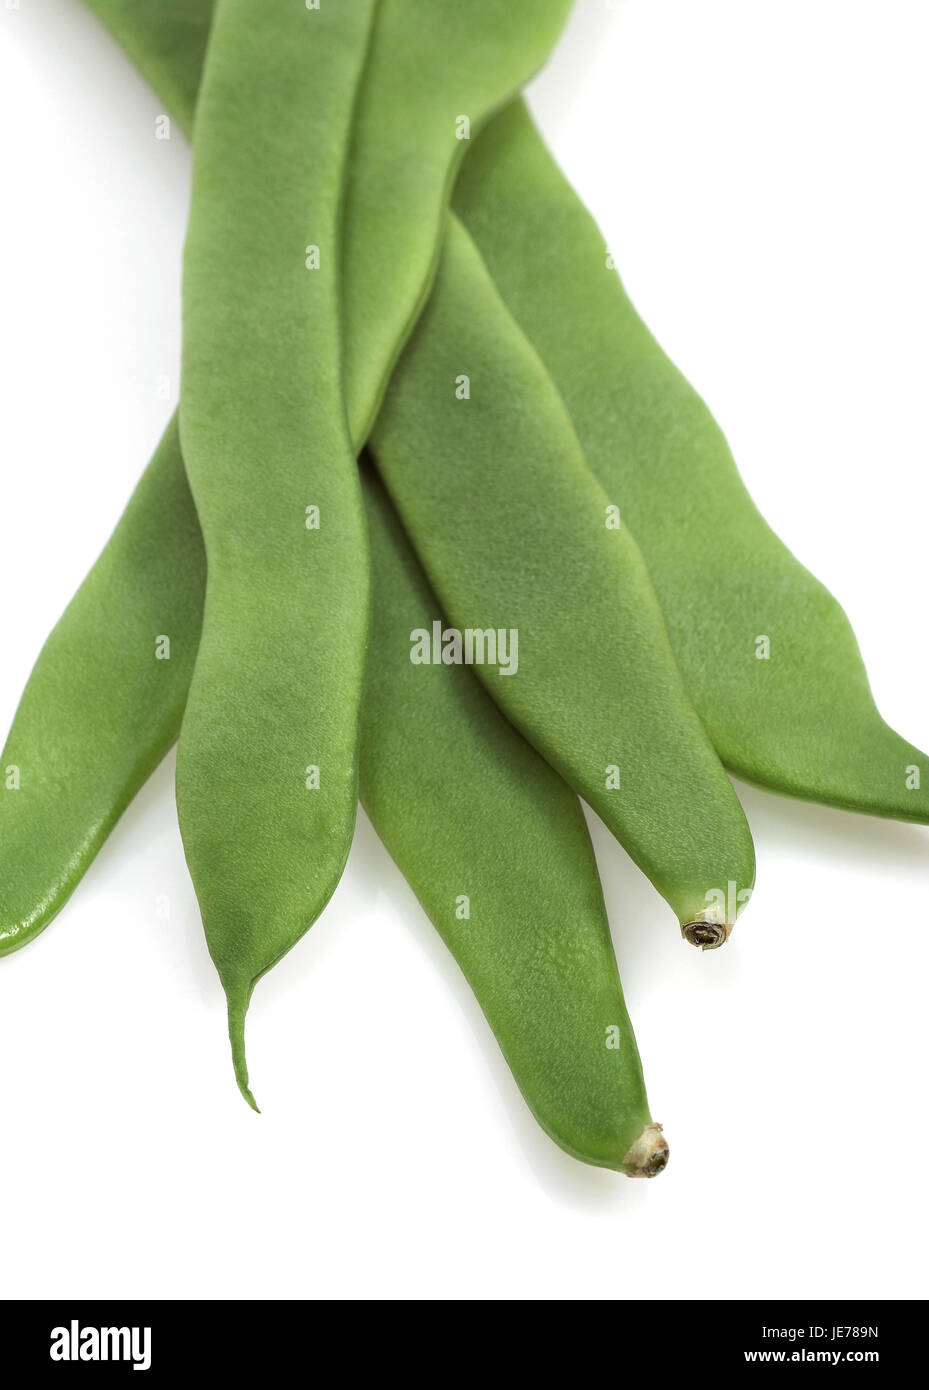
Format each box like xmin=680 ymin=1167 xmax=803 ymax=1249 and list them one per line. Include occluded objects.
xmin=1 ymin=0 xmax=928 ymax=1301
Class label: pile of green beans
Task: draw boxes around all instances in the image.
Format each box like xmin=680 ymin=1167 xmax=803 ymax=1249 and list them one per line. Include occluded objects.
xmin=1 ymin=0 xmax=923 ymax=1175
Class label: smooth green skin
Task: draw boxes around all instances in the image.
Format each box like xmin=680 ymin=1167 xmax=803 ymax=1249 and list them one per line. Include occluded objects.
xmin=177 ymin=0 xmax=377 ymax=1107
xmin=454 ymin=100 xmax=929 ymax=824
xmin=361 ymin=460 xmax=656 ymax=1173
xmin=0 ymin=420 xmax=203 ymax=954
xmin=371 ymin=218 xmax=755 ymax=928
xmin=81 ymin=0 xmax=576 ymax=449
xmin=342 ymin=0 xmax=577 ymax=444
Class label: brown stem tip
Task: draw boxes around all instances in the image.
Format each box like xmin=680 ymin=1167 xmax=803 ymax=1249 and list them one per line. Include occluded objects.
xmin=681 ymin=918 xmax=732 ymax=950
xmin=622 ymin=1123 xmax=669 ymax=1179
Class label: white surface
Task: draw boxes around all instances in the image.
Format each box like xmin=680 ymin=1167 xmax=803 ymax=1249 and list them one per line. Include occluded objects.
xmin=1 ymin=0 xmax=928 ymax=1301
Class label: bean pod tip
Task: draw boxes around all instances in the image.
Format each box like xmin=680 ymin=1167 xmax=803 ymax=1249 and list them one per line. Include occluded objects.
xmin=681 ymin=919 xmax=733 ymax=951
xmin=227 ymin=990 xmax=260 ymax=1113
xmin=622 ymin=1123 xmax=669 ymax=1179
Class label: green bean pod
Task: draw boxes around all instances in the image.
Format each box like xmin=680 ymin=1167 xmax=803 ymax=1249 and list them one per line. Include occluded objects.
xmin=177 ymin=0 xmax=377 ymax=1107
xmin=83 ymin=0 xmax=577 ymax=449
xmin=341 ymin=0 xmax=578 ymax=444
xmin=0 ymin=0 xmax=219 ymax=955
xmin=370 ymin=216 xmax=756 ymax=935
xmin=360 ymin=460 xmax=665 ymax=1175
xmin=453 ymin=100 xmax=929 ymax=825
xmin=0 ymin=420 xmax=203 ymax=954
xmin=178 ymin=0 xmax=576 ymax=1103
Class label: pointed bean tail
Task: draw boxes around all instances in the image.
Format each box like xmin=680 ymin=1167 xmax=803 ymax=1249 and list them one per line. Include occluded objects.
xmin=225 ymin=981 xmax=259 ymax=1113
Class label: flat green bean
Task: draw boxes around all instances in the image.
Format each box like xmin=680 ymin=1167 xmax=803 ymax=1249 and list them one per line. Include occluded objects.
xmin=177 ymin=0 xmax=376 ymax=1107
xmin=453 ymin=100 xmax=929 ymax=825
xmin=342 ymin=0 xmax=578 ymax=443
xmin=177 ymin=0 xmax=575 ymax=1102
xmin=83 ymin=0 xmax=577 ymax=447
xmin=0 ymin=419 xmax=203 ymax=954
xmin=361 ymin=460 xmax=665 ymax=1175
xmin=370 ymin=216 xmax=755 ymax=935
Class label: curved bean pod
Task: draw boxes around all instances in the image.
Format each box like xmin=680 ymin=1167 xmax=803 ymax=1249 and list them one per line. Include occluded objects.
xmin=370 ymin=216 xmax=755 ymax=935
xmin=177 ymin=0 xmax=377 ymax=1107
xmin=453 ymin=100 xmax=929 ymax=825
xmin=361 ymin=460 xmax=665 ymax=1176
xmin=178 ymin=0 xmax=575 ymax=1102
xmin=83 ymin=0 xmax=577 ymax=449
xmin=341 ymin=0 xmax=577 ymax=444
xmin=0 ymin=420 xmax=203 ymax=955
